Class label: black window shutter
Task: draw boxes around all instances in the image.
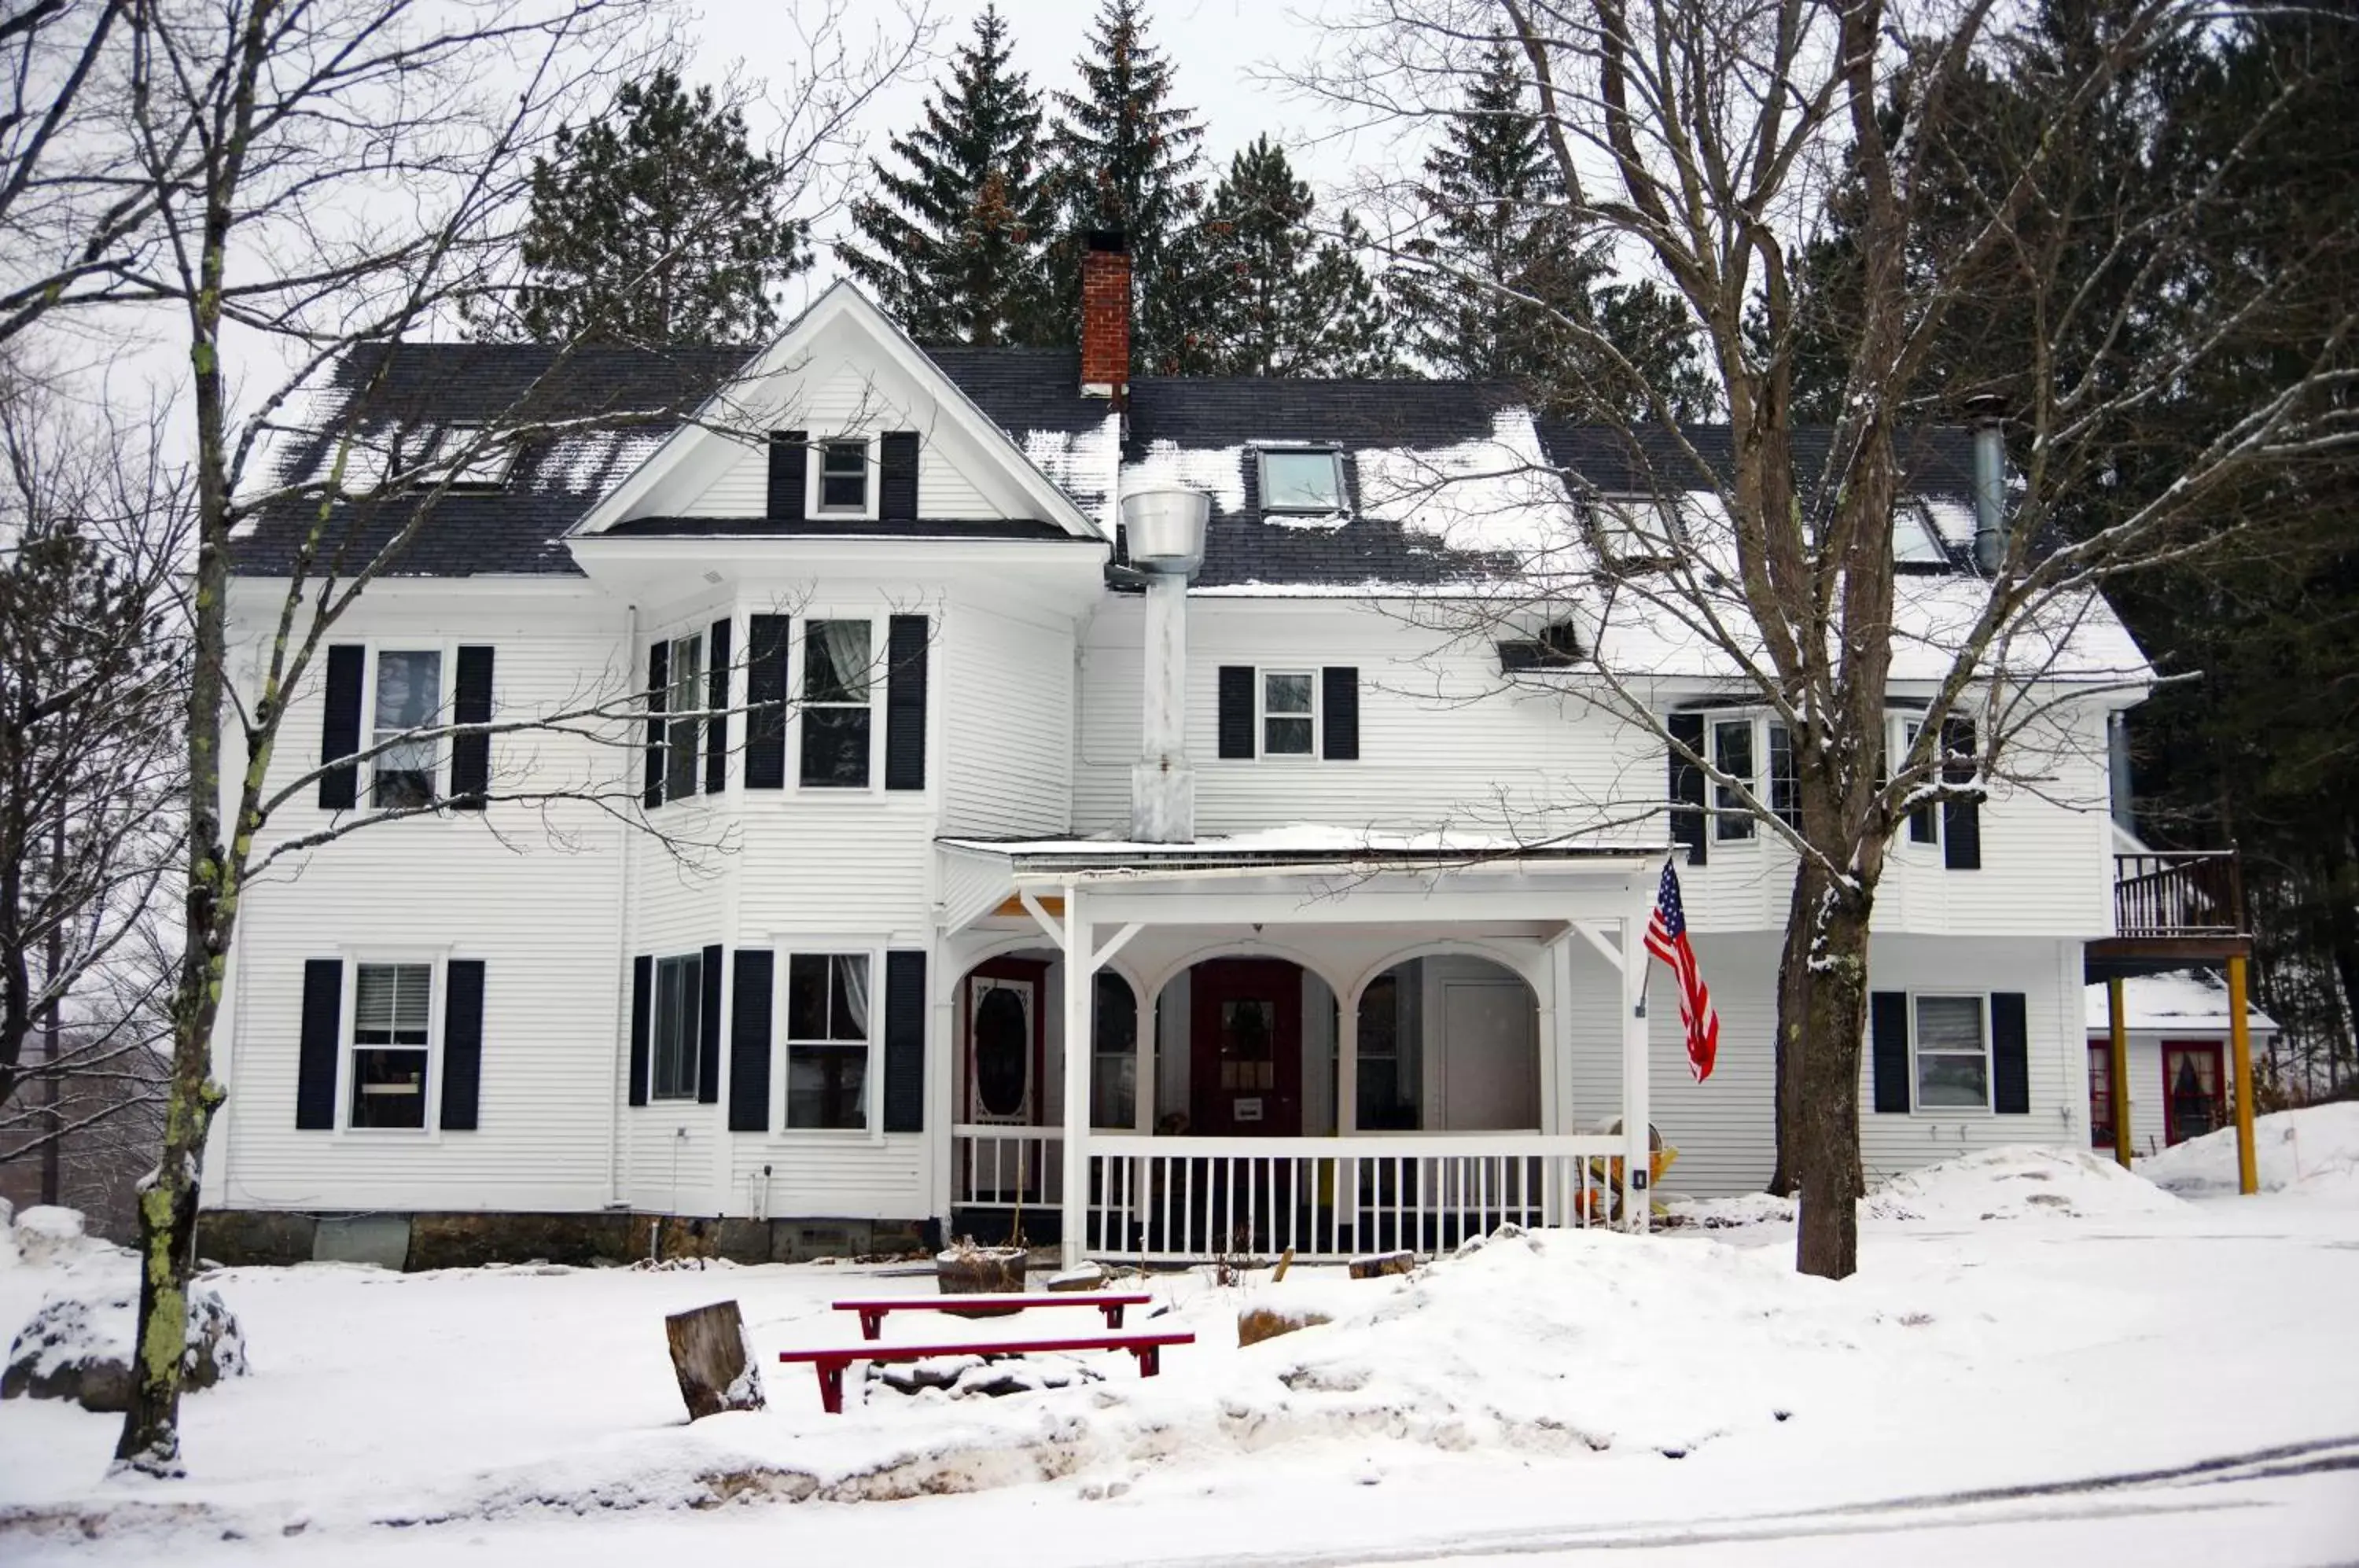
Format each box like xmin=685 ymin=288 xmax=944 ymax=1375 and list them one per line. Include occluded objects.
xmin=1667 ymin=712 xmax=1707 ymax=867
xmin=1321 ymin=667 xmax=1360 ymax=760
xmin=1942 ymin=716 xmax=1982 ymax=870
xmin=642 ymin=639 xmax=668 ymax=809
xmin=440 ymin=959 xmax=485 ymax=1130
xmin=705 ymin=617 xmax=731 ymax=795
xmin=767 ymin=430 xmax=807 ymax=521
xmin=882 ymin=949 xmax=926 ymax=1133
xmin=728 ymin=950 xmax=774 ymax=1132
xmin=627 ymin=955 xmax=652 ymax=1106
xmin=1217 ymin=666 xmax=1254 ymax=759
xmin=885 ymin=613 xmax=929 ymax=790
xmin=745 ymin=614 xmax=789 ymax=789
xmin=451 ymin=646 xmax=494 ymax=808
xmin=697 ymin=943 xmax=723 ymax=1105
xmin=880 ymin=431 xmax=920 ymax=521
xmin=296 ymin=959 xmax=343 ymax=1130
xmin=1871 ymin=990 xmax=1911 ymax=1113
xmin=318 ymin=645 xmax=365 ymax=809
xmin=1991 ymin=992 xmax=2030 ymax=1113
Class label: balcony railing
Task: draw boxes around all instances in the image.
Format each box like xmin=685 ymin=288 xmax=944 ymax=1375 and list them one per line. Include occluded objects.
xmin=2114 ymin=851 xmax=2246 ymax=940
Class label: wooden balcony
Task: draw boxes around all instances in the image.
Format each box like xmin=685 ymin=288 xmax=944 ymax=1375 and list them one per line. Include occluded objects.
xmin=2088 ymin=850 xmax=2249 ymax=974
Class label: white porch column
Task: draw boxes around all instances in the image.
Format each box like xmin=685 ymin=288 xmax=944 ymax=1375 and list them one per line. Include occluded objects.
xmin=1621 ymin=889 xmax=1651 ymax=1235
xmin=1336 ymin=990 xmax=1359 ymax=1136
xmin=1133 ymin=983 xmax=1155 ymax=1135
xmin=1060 ymin=887 xmax=1093 ymax=1268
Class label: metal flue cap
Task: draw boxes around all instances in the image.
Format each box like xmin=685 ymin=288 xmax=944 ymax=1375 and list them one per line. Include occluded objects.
xmin=1120 ymin=487 xmax=1210 ymax=577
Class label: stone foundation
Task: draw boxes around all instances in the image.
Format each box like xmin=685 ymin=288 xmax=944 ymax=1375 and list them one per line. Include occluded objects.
xmin=195 ymin=1209 xmax=939 ymax=1272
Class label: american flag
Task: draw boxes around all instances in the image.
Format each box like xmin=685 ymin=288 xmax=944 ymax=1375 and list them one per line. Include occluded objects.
xmin=1645 ymin=860 xmax=1720 ymax=1082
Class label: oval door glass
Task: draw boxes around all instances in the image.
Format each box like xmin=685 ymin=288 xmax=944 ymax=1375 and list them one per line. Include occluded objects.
xmin=972 ymin=983 xmax=1030 ymax=1119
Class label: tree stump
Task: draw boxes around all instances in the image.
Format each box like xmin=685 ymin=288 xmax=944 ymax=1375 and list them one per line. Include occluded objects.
xmin=664 ymin=1300 xmax=764 ymax=1421
xmin=1348 ymin=1250 xmax=1415 ymax=1279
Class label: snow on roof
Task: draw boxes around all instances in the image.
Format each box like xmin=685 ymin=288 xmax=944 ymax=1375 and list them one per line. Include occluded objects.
xmin=1121 ymin=439 xmax=1249 ymax=514
xmin=1021 ymin=411 xmax=1122 ymax=532
xmin=2084 ymin=969 xmax=2278 ymax=1033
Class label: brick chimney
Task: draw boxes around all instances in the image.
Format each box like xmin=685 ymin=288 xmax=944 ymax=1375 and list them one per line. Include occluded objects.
xmin=1080 ymin=230 xmax=1130 ymax=399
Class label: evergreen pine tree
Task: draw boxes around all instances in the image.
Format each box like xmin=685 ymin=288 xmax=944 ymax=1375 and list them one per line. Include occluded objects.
xmin=500 ymin=68 xmax=809 ymax=346
xmin=840 ymin=6 xmax=1060 ymax=346
xmin=1187 ymin=136 xmax=1396 ymax=377
xmin=1389 ymin=43 xmax=1713 ymax=417
xmin=1047 ymin=0 xmax=1208 ymax=368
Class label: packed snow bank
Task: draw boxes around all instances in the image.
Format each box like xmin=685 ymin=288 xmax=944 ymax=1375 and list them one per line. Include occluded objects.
xmin=2139 ymin=1103 xmax=2359 ymax=1199
xmin=1669 ymin=1144 xmax=2186 ymax=1228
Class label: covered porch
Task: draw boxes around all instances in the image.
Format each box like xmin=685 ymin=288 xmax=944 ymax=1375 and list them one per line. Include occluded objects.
xmin=935 ymin=836 xmax=1666 ymax=1266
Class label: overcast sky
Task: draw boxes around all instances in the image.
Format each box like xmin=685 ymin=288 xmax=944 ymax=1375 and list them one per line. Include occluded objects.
xmin=689 ymin=0 xmax=1397 ymax=307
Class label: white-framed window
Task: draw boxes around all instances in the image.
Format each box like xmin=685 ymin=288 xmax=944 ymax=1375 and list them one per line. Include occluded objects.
xmin=349 ymin=961 xmax=434 ymax=1129
xmin=1712 ymin=717 xmax=1756 ymax=841
xmin=665 ymin=631 xmax=704 ymax=804
xmin=800 ymin=618 xmax=874 ymax=788
xmin=1894 ymin=716 xmax=1941 ymax=845
xmin=1595 ymin=494 xmax=1685 ymax=564
xmin=785 ymin=951 xmax=871 ymax=1130
xmin=650 ymin=951 xmax=703 ymax=1101
xmin=371 ymin=649 xmax=445 ymax=809
xmin=1702 ymin=712 xmax=1801 ymax=840
xmin=811 ymin=437 xmax=874 ymax=517
xmin=1257 ymin=447 xmax=1346 ymax=513
xmin=1260 ymin=670 xmax=1316 ymax=756
xmin=1912 ymin=993 xmax=1991 ymax=1110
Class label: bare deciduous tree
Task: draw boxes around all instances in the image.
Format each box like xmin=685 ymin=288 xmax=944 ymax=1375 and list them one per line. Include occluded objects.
xmin=1301 ymin=0 xmax=2357 ymax=1278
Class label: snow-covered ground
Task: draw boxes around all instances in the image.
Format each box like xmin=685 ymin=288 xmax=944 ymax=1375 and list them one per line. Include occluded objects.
xmin=3 ymin=1114 xmax=2357 ymax=1565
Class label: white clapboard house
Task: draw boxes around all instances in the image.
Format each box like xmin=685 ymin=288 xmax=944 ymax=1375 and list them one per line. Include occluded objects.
xmin=201 ymin=241 xmax=2217 ymax=1268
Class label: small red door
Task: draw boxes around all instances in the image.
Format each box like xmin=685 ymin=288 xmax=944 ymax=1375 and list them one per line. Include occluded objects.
xmin=1190 ymin=959 xmax=1302 ymax=1137
xmin=2161 ymin=1042 xmax=2226 ymax=1147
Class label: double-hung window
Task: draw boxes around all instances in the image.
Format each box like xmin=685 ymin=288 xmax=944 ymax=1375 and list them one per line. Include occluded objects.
xmin=786 ymin=953 xmax=870 ymax=1129
xmin=1913 ymin=995 xmax=1990 ymax=1110
xmin=815 ymin=440 xmax=870 ymax=515
xmin=350 ymin=963 xmax=432 ymax=1128
xmin=371 ymin=651 xmax=443 ymax=808
xmin=1712 ymin=718 xmax=1755 ymax=841
xmin=650 ymin=952 xmax=703 ymax=1100
xmin=1262 ymin=671 xmax=1316 ymax=756
xmin=800 ymin=620 xmax=874 ymax=787
xmin=1897 ymin=717 xmax=1941 ymax=845
xmin=665 ymin=632 xmax=703 ymax=803
xmin=1766 ymin=722 xmax=1800 ymax=828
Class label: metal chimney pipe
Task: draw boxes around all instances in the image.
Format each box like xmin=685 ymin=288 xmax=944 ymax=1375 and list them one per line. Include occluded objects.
xmin=1969 ymin=404 xmax=2008 ymax=573
xmin=1121 ymin=488 xmax=1210 ymax=843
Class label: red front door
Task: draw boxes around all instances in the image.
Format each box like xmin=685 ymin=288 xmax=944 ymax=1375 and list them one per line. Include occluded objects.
xmin=1190 ymin=959 xmax=1302 ymax=1136
xmin=2161 ymin=1042 xmax=2226 ymax=1147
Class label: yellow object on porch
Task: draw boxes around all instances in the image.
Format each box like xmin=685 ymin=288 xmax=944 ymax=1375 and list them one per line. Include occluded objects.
xmin=1583 ymin=1141 xmax=1678 ymax=1224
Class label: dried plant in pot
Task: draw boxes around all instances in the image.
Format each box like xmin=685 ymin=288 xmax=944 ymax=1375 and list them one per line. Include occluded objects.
xmin=935 ymin=1235 xmax=1029 ymax=1316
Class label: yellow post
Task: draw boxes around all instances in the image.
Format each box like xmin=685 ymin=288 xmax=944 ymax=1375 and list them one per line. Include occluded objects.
xmin=2107 ymin=977 xmax=2133 ymax=1169
xmin=2228 ymin=954 xmax=2258 ymax=1195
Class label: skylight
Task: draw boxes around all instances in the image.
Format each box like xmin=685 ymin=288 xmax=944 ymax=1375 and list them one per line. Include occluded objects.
xmin=1258 ymin=448 xmax=1345 ymax=513
xmin=1594 ymin=494 xmax=1684 ymax=562
xmin=1893 ymin=501 xmax=1949 ymax=565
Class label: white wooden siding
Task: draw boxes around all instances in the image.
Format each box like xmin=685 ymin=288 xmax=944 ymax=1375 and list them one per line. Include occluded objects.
xmin=942 ymin=601 xmax=1074 ymax=837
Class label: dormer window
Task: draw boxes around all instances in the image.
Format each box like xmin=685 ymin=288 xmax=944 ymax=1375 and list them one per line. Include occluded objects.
xmin=1258 ymin=448 xmax=1345 ymax=513
xmin=814 ymin=439 xmax=873 ymax=515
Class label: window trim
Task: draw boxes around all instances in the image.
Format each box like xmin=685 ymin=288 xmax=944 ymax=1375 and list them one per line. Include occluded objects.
xmin=1254 ymin=446 xmax=1347 ymax=515
xmin=797 ymin=614 xmax=880 ymax=791
xmin=807 ymin=436 xmax=878 ymax=520
xmin=1258 ymin=668 xmax=1319 ymax=759
xmin=778 ymin=946 xmax=882 ymax=1136
xmin=1690 ymin=710 xmax=1799 ymax=843
xmin=663 ymin=629 xmax=705 ymax=805
xmin=1893 ymin=716 xmax=1943 ymax=848
xmin=1908 ymin=991 xmax=1994 ymax=1115
xmin=334 ymin=949 xmax=449 ymax=1137
xmin=366 ymin=643 xmax=454 ymax=812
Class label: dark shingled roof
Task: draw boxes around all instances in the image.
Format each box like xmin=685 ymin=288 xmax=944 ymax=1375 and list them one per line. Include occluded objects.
xmin=236 ymin=339 xmax=1985 ymax=585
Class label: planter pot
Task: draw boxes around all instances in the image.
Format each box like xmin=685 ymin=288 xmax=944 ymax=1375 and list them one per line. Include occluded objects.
xmin=935 ymin=1246 xmax=1029 ymax=1316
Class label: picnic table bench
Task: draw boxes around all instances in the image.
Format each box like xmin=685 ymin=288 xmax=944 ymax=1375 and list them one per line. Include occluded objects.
xmin=778 ymin=1327 xmax=1194 ymax=1414
xmin=830 ymin=1291 xmax=1155 ymax=1341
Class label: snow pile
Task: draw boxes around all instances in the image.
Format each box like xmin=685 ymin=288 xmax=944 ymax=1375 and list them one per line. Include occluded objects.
xmin=2 ymin=1246 xmax=247 ymax=1412
xmin=1864 ymin=1146 xmax=2185 ymax=1223
xmin=2138 ymin=1104 xmax=2359 ymax=1200
xmin=2 ymin=1205 xmax=122 ymax=1270
xmin=1667 ymin=1146 xmax=2188 ymax=1228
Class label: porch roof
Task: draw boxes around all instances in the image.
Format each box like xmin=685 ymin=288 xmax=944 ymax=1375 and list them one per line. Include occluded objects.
xmin=940 ymin=825 xmax=1667 ymax=881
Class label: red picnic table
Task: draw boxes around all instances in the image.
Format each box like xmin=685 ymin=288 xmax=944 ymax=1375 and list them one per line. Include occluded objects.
xmin=778 ymin=1291 xmax=1187 ymax=1413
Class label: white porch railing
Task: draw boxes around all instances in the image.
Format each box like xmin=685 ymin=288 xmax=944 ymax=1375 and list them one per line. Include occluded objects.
xmin=951 ymin=1124 xmax=1066 ymax=1210
xmin=1078 ymin=1133 xmax=1629 ymax=1263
